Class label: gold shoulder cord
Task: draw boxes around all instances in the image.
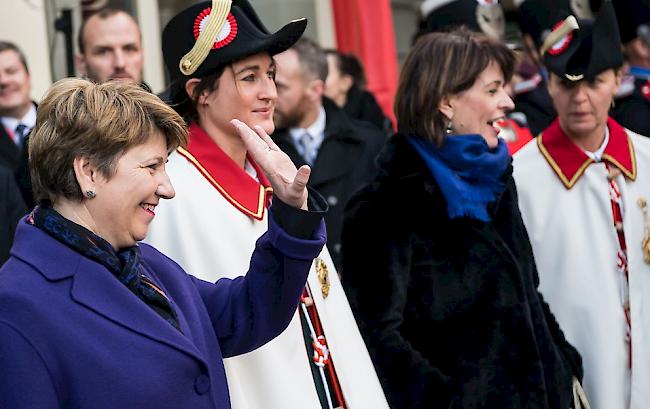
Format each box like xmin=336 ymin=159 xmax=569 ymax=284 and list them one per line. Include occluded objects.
xmin=180 ymin=0 xmax=232 ymax=76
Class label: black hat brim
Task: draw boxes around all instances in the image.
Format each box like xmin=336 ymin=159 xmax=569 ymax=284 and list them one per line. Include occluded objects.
xmin=163 ymin=1 xmax=307 ymax=82
xmin=543 ymin=1 xmax=623 ymax=81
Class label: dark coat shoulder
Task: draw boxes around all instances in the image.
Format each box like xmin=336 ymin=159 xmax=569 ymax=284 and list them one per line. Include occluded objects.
xmin=612 ymin=77 xmax=650 ymax=137
xmin=0 ymin=165 xmax=26 ymax=265
xmin=272 ymin=98 xmax=384 ymax=269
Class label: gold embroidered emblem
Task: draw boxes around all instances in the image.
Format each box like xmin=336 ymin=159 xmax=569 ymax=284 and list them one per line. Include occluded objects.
xmin=638 ymin=197 xmax=650 ymax=264
xmin=315 ymin=258 xmax=330 ymax=299
xmin=564 ymin=73 xmax=584 ymax=82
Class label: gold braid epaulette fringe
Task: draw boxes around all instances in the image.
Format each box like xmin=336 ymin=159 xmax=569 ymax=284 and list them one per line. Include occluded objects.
xmin=180 ymin=0 xmax=232 ymax=75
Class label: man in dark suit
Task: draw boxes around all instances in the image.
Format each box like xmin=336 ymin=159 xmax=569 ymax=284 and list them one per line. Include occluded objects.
xmin=0 ymin=41 xmax=35 ymax=172
xmin=273 ymin=38 xmax=384 ymax=269
xmin=0 ymin=163 xmax=26 ymax=265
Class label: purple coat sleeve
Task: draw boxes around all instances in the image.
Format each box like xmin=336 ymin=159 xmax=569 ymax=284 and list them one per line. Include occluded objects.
xmin=189 ymin=212 xmax=326 ymax=357
xmin=0 ymin=212 xmax=325 ymax=408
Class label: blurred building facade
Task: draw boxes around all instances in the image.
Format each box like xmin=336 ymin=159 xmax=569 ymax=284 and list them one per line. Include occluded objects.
xmin=0 ymin=0 xmax=427 ymax=119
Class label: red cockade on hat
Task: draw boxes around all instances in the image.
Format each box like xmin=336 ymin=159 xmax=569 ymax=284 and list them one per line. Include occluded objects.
xmin=193 ymin=7 xmax=238 ymax=50
xmin=546 ymin=20 xmax=574 ymax=56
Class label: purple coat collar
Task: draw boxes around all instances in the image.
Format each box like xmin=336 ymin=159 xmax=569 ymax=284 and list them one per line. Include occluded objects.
xmin=10 ymin=219 xmax=207 ymax=363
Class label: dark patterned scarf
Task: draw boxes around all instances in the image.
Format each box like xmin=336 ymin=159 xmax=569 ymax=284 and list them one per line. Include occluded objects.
xmin=29 ymin=206 xmax=182 ymax=333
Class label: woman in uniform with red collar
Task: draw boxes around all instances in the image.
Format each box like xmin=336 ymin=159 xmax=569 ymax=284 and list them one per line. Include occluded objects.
xmin=146 ymin=1 xmax=388 ymax=408
xmin=513 ymin=2 xmax=650 ymax=407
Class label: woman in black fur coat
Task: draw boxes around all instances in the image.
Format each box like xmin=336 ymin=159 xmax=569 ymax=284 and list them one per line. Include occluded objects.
xmin=341 ymin=28 xmax=584 ymax=409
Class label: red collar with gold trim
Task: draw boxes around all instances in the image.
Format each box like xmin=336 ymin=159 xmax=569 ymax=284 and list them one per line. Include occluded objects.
xmin=177 ymin=122 xmax=273 ymax=220
xmin=538 ymin=117 xmax=636 ymax=189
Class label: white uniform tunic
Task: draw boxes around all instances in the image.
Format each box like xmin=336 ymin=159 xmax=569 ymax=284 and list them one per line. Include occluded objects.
xmin=146 ymin=124 xmax=388 ymax=409
xmin=513 ymin=118 xmax=650 ymax=409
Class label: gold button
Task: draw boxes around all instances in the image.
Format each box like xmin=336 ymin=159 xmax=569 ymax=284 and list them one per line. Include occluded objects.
xmin=181 ymin=60 xmax=192 ymax=71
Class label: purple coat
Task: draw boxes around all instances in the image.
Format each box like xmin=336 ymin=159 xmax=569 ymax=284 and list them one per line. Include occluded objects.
xmin=0 ymin=215 xmax=325 ymax=408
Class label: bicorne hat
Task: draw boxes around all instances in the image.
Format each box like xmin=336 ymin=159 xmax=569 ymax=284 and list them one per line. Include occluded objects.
xmin=517 ymin=0 xmax=601 ymax=48
xmin=420 ymin=0 xmax=505 ymax=41
xmin=613 ymin=0 xmax=650 ymax=44
xmin=542 ymin=0 xmax=622 ymax=82
xmin=162 ymin=0 xmax=306 ymax=83
xmin=517 ymin=0 xmax=564 ymax=48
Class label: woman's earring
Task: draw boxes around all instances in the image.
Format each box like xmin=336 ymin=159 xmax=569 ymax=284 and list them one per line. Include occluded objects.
xmin=446 ymin=120 xmax=453 ymax=135
xmin=85 ymin=190 xmax=96 ymax=199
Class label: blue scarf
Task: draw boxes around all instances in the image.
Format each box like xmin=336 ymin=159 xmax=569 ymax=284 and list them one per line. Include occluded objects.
xmin=407 ymin=134 xmax=510 ymax=222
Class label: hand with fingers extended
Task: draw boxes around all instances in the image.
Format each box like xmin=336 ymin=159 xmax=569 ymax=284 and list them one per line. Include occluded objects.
xmin=231 ymin=119 xmax=310 ymax=210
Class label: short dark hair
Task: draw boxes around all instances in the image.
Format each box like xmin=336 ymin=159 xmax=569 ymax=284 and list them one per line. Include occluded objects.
xmin=0 ymin=41 xmax=29 ymax=73
xmin=395 ymin=27 xmax=514 ymax=145
xmin=325 ymin=50 xmax=366 ymax=89
xmin=169 ymin=64 xmax=227 ymax=121
xmin=291 ymin=38 xmax=328 ymax=82
xmin=77 ymin=8 xmax=138 ymax=54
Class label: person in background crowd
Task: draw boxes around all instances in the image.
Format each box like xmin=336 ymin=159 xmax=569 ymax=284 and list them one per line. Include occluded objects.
xmin=513 ymin=2 xmax=650 ymax=407
xmin=0 ymin=163 xmax=25 ymax=265
xmin=418 ymin=0 xmax=506 ymax=41
xmin=0 ymin=41 xmax=34 ymax=216
xmin=273 ymin=38 xmax=385 ymax=270
xmin=342 ymin=27 xmax=583 ymax=409
xmin=418 ymin=0 xmax=533 ymax=154
xmin=146 ymin=1 xmax=389 ymax=408
xmin=75 ymin=8 xmax=145 ymax=88
xmin=0 ymin=78 xmax=326 ymax=409
xmin=513 ymin=0 xmax=560 ymax=136
xmin=0 ymin=41 xmax=34 ymax=172
xmin=324 ymin=50 xmax=392 ymax=135
xmin=611 ymin=0 xmax=650 ymax=137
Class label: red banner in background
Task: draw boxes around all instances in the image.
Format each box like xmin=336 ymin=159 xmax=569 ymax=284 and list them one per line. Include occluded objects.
xmin=331 ymin=0 xmax=398 ymax=130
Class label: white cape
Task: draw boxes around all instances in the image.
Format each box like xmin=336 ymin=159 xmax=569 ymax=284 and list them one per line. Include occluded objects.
xmin=146 ymin=151 xmax=388 ymax=409
xmin=513 ymin=131 xmax=650 ymax=409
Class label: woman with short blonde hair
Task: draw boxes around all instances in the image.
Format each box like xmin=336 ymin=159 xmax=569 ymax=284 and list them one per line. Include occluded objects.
xmin=30 ymin=78 xmax=187 ymax=204
xmin=0 ymin=77 xmax=325 ymax=409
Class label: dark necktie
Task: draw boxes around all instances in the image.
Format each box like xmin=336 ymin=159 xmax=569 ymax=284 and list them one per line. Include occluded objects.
xmin=299 ymin=132 xmax=318 ymax=165
xmin=14 ymin=124 xmax=27 ymax=146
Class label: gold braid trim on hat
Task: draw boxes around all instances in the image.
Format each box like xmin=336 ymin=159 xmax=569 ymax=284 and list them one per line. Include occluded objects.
xmin=179 ymin=0 xmax=232 ymax=76
xmin=540 ymin=15 xmax=579 ymax=55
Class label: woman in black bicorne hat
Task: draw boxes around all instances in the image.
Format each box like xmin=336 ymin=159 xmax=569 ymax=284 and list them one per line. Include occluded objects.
xmin=147 ymin=2 xmax=390 ymax=409
xmin=514 ymin=2 xmax=650 ymax=408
